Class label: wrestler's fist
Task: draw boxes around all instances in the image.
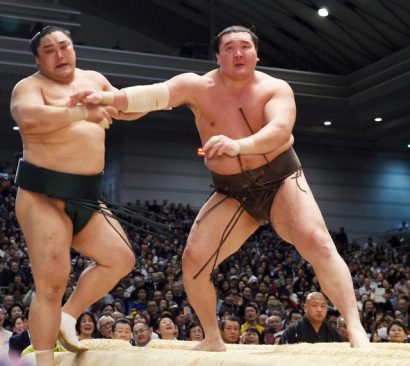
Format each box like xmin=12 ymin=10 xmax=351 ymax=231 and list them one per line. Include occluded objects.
xmin=203 ymin=135 xmax=240 ymax=158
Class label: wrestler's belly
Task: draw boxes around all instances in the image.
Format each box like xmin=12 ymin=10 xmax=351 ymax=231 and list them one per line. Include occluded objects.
xmin=205 ymin=143 xmax=292 ymax=175
xmin=21 ymin=122 xmax=105 ymax=175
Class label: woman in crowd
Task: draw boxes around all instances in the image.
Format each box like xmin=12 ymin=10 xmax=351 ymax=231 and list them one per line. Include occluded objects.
xmin=156 ymin=313 xmax=178 ymax=340
xmin=387 ymin=320 xmax=408 ymax=343
xmin=75 ymin=311 xmax=98 ymax=340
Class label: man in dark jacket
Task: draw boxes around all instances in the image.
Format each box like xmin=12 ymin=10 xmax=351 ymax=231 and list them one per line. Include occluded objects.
xmin=279 ymin=292 xmax=342 ymax=344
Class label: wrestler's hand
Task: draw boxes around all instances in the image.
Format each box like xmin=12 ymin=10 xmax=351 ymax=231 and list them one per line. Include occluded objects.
xmin=68 ymin=89 xmax=103 ymax=106
xmin=203 ymin=135 xmax=240 ymax=158
xmin=86 ymin=105 xmax=113 ymax=129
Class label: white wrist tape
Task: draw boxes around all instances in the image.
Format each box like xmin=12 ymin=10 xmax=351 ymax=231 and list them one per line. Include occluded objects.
xmin=122 ymin=82 xmax=169 ymax=113
xmin=238 ymin=136 xmax=256 ymax=154
xmin=67 ymin=105 xmax=88 ymax=123
xmin=100 ymin=92 xmax=115 ymax=105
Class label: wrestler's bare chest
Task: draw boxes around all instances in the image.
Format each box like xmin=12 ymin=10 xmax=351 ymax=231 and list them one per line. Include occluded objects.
xmin=195 ymin=88 xmax=267 ymax=142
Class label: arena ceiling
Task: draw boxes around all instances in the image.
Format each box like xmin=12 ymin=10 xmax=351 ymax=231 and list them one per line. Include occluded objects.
xmin=60 ymin=0 xmax=410 ymax=75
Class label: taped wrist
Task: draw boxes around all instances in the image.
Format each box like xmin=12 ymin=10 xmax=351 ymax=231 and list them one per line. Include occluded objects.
xmin=100 ymin=92 xmax=115 ymax=105
xmin=238 ymin=136 xmax=256 ymax=154
xmin=122 ymin=82 xmax=169 ymax=113
xmin=67 ymin=105 xmax=88 ymax=123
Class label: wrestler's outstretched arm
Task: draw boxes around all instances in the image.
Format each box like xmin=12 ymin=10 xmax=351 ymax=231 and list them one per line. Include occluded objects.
xmin=70 ymin=73 xmax=200 ymax=113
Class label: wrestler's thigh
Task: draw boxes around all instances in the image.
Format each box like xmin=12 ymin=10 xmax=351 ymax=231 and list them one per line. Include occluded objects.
xmin=15 ymin=189 xmax=73 ymax=281
xmin=270 ymin=171 xmax=328 ymax=246
xmin=72 ymin=203 xmax=132 ymax=265
xmin=187 ymin=192 xmax=260 ymax=261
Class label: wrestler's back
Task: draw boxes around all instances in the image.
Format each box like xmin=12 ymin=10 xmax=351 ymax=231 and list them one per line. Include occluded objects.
xmin=20 ymin=71 xmax=105 ymax=175
xmin=193 ymin=70 xmax=293 ymax=175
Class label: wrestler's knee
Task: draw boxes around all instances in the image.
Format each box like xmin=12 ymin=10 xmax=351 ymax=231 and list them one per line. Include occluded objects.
xmin=298 ymin=228 xmax=336 ymax=262
xmin=111 ymin=244 xmax=135 ymax=275
xmin=35 ymin=280 xmax=67 ymax=303
xmin=181 ymin=242 xmax=202 ymax=271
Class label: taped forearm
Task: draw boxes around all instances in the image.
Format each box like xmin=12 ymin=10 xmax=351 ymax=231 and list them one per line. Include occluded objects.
xmin=122 ymin=82 xmax=169 ymax=113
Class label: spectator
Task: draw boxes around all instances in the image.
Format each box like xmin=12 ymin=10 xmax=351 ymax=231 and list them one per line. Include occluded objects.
xmin=240 ymin=304 xmax=264 ymax=335
xmin=262 ymin=314 xmax=283 ymax=345
xmin=336 ymin=316 xmax=349 ymax=342
xmin=0 ymin=306 xmax=12 ymax=344
xmin=112 ymin=318 xmax=132 ymax=343
xmin=279 ymin=292 xmax=342 ymax=344
xmin=11 ymin=315 xmax=26 ymax=335
xmin=387 ymin=320 xmax=408 ymax=343
xmin=8 ymin=308 xmax=30 ymax=359
xmin=219 ymin=316 xmax=241 ymax=344
xmin=156 ymin=313 xmax=177 ymax=340
xmin=187 ymin=322 xmax=204 ymax=341
xmin=96 ymin=315 xmax=114 ymax=339
xmin=240 ymin=327 xmax=261 ymax=345
xmin=133 ymin=320 xmax=152 ymax=347
xmin=75 ymin=311 xmax=98 ymax=340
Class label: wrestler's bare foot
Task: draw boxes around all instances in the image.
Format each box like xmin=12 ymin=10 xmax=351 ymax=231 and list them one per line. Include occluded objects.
xmin=58 ymin=312 xmax=88 ymax=353
xmin=191 ymin=338 xmax=226 ymax=352
xmin=348 ymin=327 xmax=373 ymax=350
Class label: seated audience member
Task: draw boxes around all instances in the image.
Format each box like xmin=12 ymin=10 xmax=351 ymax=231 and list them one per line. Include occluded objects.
xmin=219 ymin=316 xmax=241 ymax=344
xmin=240 ymin=304 xmax=264 ymax=335
xmin=187 ymin=322 xmax=204 ymax=341
xmin=285 ymin=309 xmax=303 ymax=328
xmin=75 ymin=311 xmax=98 ymax=340
xmin=370 ymin=315 xmax=389 ymax=343
xmin=8 ymin=309 xmax=30 ymax=359
xmin=336 ymin=316 xmax=349 ymax=342
xmin=156 ymin=313 xmax=178 ymax=340
xmin=11 ymin=315 xmax=26 ymax=335
xmin=387 ymin=320 xmax=408 ymax=343
xmin=0 ymin=306 xmax=12 ymax=346
xmin=279 ymin=292 xmax=342 ymax=344
xmin=112 ymin=318 xmax=133 ymax=343
xmin=262 ymin=314 xmax=283 ymax=345
xmin=97 ymin=315 xmax=115 ymax=339
xmin=240 ymin=327 xmax=261 ymax=345
xmin=133 ymin=320 xmax=152 ymax=347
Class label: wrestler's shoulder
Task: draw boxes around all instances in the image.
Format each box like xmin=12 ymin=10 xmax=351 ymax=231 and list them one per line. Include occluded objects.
xmin=255 ymin=71 xmax=294 ymax=92
xmin=12 ymin=72 xmax=43 ymax=92
xmin=171 ymin=71 xmax=217 ymax=89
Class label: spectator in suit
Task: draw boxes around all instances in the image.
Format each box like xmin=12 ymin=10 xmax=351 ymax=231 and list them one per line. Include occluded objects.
xmin=279 ymin=292 xmax=342 ymax=344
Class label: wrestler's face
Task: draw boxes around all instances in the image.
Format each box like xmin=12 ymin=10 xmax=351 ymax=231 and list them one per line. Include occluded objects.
xmin=216 ymin=32 xmax=259 ymax=80
xmin=35 ymin=31 xmax=76 ymax=83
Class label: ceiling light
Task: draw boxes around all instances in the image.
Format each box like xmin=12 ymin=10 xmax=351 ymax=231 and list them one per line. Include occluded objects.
xmin=408 ymin=144 xmax=410 ymax=149
xmin=324 ymin=121 xmax=332 ymax=126
xmin=318 ymin=8 xmax=329 ymax=17
xmin=374 ymin=117 xmax=382 ymax=122
xmin=13 ymin=126 xmax=19 ymax=130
